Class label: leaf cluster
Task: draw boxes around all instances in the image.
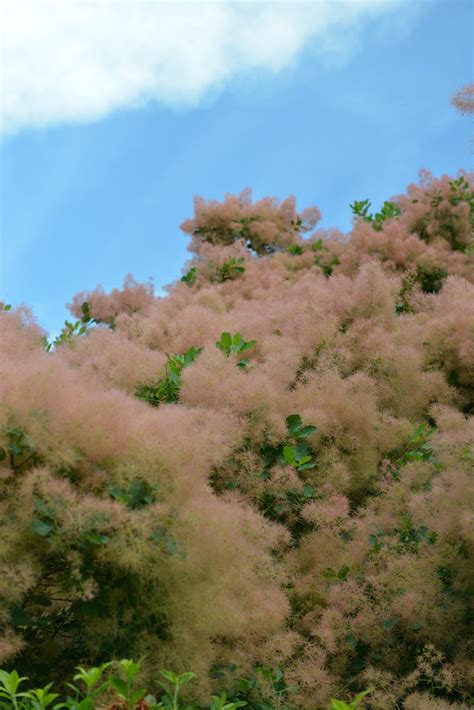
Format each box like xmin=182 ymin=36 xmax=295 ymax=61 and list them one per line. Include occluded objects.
xmin=215 ymin=332 xmax=256 ymax=369
xmin=350 ymin=199 xmax=402 ymax=231
xmin=135 ymin=346 xmax=203 ymax=406
xmin=209 ymin=258 xmax=246 ymax=283
xmin=0 ymin=663 xmax=369 ymax=710
xmin=42 ymin=303 xmax=113 ymax=352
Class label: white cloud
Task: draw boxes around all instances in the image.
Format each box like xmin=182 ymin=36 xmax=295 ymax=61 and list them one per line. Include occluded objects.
xmin=1 ymin=0 xmax=417 ymax=135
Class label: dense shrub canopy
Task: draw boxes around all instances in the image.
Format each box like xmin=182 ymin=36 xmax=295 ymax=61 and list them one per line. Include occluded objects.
xmin=1 ymin=168 xmax=473 ymax=709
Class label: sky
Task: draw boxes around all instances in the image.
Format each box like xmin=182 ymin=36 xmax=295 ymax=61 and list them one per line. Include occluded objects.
xmin=0 ymin=0 xmax=472 ymax=338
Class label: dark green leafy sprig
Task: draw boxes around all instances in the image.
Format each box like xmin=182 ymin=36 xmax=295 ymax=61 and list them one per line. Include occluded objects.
xmin=181 ymin=268 xmax=198 ymax=287
xmin=285 ymin=414 xmax=317 ymax=440
xmin=448 ymin=175 xmax=474 ymax=209
xmin=310 ymin=240 xmax=340 ymax=276
xmin=350 ymin=199 xmax=402 ymax=232
xmin=280 ymin=414 xmax=317 ymax=472
xmin=330 ymin=690 xmax=371 ymax=710
xmin=395 ymin=263 xmax=449 ymax=313
xmin=389 ymin=423 xmax=438 ymax=477
xmin=210 ymin=258 xmax=246 ymax=283
xmin=287 ymin=245 xmax=304 ymax=256
xmin=135 ymin=346 xmax=203 ymax=406
xmin=411 ymin=176 xmax=474 ymax=251
xmin=42 ymin=302 xmax=111 ymax=352
xmin=257 ymin=415 xmax=318 ymax=529
xmin=0 ymin=427 xmax=38 ymax=471
xmin=216 ymin=332 xmax=256 ymax=369
xmin=108 ymin=478 xmax=158 ymax=510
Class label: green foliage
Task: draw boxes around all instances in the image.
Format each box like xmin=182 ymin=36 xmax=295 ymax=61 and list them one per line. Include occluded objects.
xmin=181 ymin=268 xmax=198 ymax=287
xmin=285 ymin=414 xmax=317 ymax=440
xmin=254 ymin=415 xmax=318 ymax=531
xmin=157 ymin=670 xmax=196 ymax=710
xmin=400 ymin=424 xmax=436 ymax=463
xmin=448 ymin=176 xmax=474 ymax=250
xmin=289 ymin=217 xmax=303 ymax=233
xmin=392 ymin=423 xmax=437 ymax=472
xmin=286 ymin=245 xmax=304 ymax=256
xmin=330 ymin=690 xmax=370 ymax=710
xmin=1 ymin=662 xmax=361 ymax=709
xmin=350 ymin=199 xmax=402 ymax=231
xmin=415 ymin=263 xmax=448 ymax=294
xmin=194 ymin=216 xmax=267 ymax=255
xmin=281 ymin=414 xmax=317 ymax=472
xmin=311 ymin=241 xmax=340 ymax=276
xmin=411 ymin=176 xmax=474 ymax=251
xmin=69 ymin=661 xmax=112 ymax=702
xmin=210 ymin=258 xmax=246 ymax=283
xmin=395 ymin=263 xmax=448 ymax=313
xmin=281 ymin=444 xmax=315 ymax=472
xmin=0 ymin=303 xmax=12 ymax=312
xmin=192 ymin=209 xmax=313 ymax=257
xmin=221 ymin=665 xmax=297 ymax=710
xmin=395 ymin=518 xmax=437 ymax=547
xmin=135 ymin=346 xmax=203 ymax=405
xmin=394 ymin=269 xmax=419 ymax=314
xmin=109 ymin=659 xmax=146 ymax=709
xmin=257 ymin=414 xmax=318 ymax=476
xmin=42 ymin=302 xmax=111 ymax=352
xmin=368 ymin=516 xmax=438 ymax=556
xmin=215 ymin=332 xmax=256 ymax=368
xmin=108 ymin=478 xmax=158 ymax=509
xmin=209 ymin=693 xmax=246 ymax=710
xmin=0 ymin=426 xmax=38 ymax=471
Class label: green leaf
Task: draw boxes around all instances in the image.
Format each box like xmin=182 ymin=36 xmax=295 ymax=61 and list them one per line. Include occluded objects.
xmin=75 ymin=699 xmax=94 ymax=710
xmin=282 ymin=446 xmax=296 ymax=465
xmin=0 ymin=670 xmax=27 ymax=694
xmin=217 ymin=332 xmax=232 ymax=353
xmin=85 ymin=532 xmax=110 ymax=546
xmin=238 ymin=339 xmax=256 ymax=353
xmin=294 ymin=443 xmax=309 ymax=459
xmin=10 ymin=604 xmax=33 ymax=627
xmin=176 ymin=672 xmax=196 ymax=687
xmin=296 ymin=455 xmax=312 ymax=465
xmin=109 ymin=676 xmax=127 ymax=697
xmin=130 ymin=688 xmax=147 ymax=704
xmin=119 ymin=658 xmax=140 ymax=680
xmin=346 ymin=632 xmax=358 ymax=649
xmin=31 ymin=519 xmax=54 ymax=537
xmin=330 ymin=701 xmax=349 ymax=710
xmin=297 ymin=425 xmax=317 ymax=439
xmin=298 ymin=461 xmax=317 ymax=471
xmin=73 ymin=663 xmax=112 ymax=690
xmin=286 ymin=414 xmax=302 ymax=434
xmin=303 ymin=484 xmax=315 ymax=498
xmin=160 ymin=670 xmax=179 ymax=685
xmin=352 ymin=689 xmax=371 ymax=706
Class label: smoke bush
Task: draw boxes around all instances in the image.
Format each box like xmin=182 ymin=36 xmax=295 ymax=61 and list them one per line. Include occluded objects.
xmin=1 ymin=168 xmax=473 ymax=709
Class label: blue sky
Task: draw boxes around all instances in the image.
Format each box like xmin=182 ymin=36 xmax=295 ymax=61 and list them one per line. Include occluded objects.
xmin=0 ymin=0 xmax=472 ymax=337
